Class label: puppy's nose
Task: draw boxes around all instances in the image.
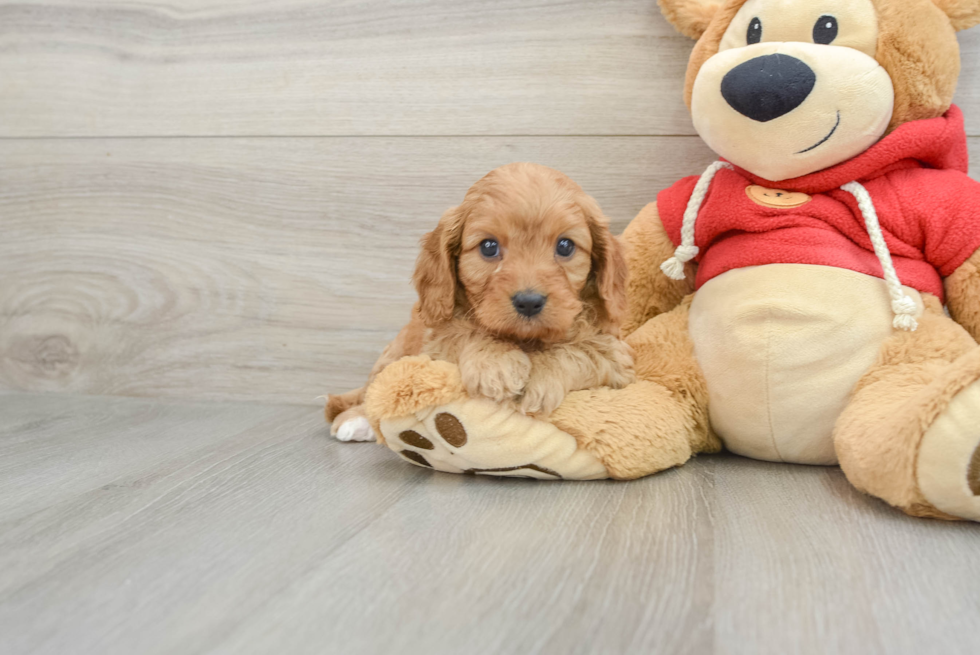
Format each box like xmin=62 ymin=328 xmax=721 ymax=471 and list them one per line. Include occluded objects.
xmin=721 ymin=54 xmax=816 ymax=122
xmin=511 ymin=291 xmax=547 ymax=318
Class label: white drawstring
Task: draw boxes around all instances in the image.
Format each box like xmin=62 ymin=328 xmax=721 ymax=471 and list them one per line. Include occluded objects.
xmin=840 ymin=181 xmax=919 ymax=331
xmin=660 ymin=162 xmax=919 ymax=331
xmin=660 ymin=161 xmax=733 ymax=280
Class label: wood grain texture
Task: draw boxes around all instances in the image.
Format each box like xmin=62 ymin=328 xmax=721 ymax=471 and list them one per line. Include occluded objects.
xmin=1 ymin=392 xmax=978 ymax=655
xmin=0 ymin=136 xmax=722 ymax=404
xmin=0 ymin=0 xmax=977 ymax=137
xmin=2 ymin=137 xmax=978 ymax=404
xmin=1 ymin=0 xmax=978 ymax=406
xmin=711 ymin=458 xmax=980 ymax=655
xmin=2 ymin=136 xmax=978 ymax=404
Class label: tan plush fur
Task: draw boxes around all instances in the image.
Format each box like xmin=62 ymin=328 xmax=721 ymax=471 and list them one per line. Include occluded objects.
xmin=552 ymin=298 xmax=721 ymax=479
xmin=363 ymin=356 xmax=469 ymax=443
xmin=946 ymin=247 xmax=980 ymax=342
xmin=875 ymin=0 xmax=962 ymax=130
xmin=626 ymin=297 xmax=720 ymax=455
xmin=657 ymin=0 xmax=723 ymax=39
xmin=551 ymin=381 xmax=704 ymax=479
xmin=329 ymin=163 xmax=635 ymax=433
xmin=681 ymin=0 xmax=752 ymax=107
xmin=834 ymin=296 xmax=980 ymax=518
xmin=621 ymin=202 xmax=695 ymax=336
xmin=932 ymin=0 xmax=980 ymax=30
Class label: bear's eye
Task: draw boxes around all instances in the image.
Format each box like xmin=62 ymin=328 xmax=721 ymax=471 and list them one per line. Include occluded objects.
xmin=813 ymin=15 xmax=838 ymax=44
xmin=555 ymin=238 xmax=575 ymax=258
xmin=480 ymin=239 xmax=500 ymax=258
xmin=747 ymin=17 xmax=763 ymax=45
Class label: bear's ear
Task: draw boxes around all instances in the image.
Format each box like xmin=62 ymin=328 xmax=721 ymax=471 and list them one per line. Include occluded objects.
xmin=658 ymin=0 xmax=724 ymax=39
xmin=931 ymin=0 xmax=980 ymax=30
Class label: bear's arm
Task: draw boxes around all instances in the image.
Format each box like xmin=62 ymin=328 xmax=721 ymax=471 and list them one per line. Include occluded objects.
xmin=898 ymin=169 xmax=980 ymax=343
xmin=946 ymin=247 xmax=980 ymax=343
xmin=621 ymin=202 xmax=695 ymax=337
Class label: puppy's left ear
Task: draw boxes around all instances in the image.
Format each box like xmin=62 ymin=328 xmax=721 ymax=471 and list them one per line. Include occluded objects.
xmin=931 ymin=0 xmax=980 ymax=31
xmin=582 ymin=198 xmax=629 ymax=333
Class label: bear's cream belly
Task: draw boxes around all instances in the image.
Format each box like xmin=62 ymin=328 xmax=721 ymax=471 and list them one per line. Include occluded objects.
xmin=688 ymin=264 xmax=925 ymax=465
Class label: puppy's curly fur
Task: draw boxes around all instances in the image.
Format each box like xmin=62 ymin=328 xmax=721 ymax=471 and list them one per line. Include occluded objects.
xmin=328 ymin=163 xmax=635 ymax=438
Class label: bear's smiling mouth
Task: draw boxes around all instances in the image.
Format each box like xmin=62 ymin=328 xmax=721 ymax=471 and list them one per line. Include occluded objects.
xmin=796 ymin=111 xmax=841 ymax=154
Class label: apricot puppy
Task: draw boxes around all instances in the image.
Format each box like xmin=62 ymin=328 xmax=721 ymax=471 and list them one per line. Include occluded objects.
xmin=327 ymin=162 xmax=635 ymax=441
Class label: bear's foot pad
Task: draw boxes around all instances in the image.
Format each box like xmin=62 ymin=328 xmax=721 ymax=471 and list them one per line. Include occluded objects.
xmin=379 ymin=397 xmax=608 ymax=480
xmin=918 ymin=379 xmax=980 ymax=521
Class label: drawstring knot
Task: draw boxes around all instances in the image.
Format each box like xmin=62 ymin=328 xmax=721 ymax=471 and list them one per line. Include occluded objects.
xmin=890 ymin=296 xmax=920 ymax=331
xmin=661 ymin=161 xmax=733 ymax=281
xmin=660 ymin=244 xmax=699 ymax=280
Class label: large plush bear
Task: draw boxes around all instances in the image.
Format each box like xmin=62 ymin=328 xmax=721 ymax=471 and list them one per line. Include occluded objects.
xmin=359 ymin=0 xmax=980 ymax=522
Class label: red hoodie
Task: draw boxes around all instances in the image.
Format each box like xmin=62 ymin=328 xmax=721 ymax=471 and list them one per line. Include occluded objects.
xmin=657 ymin=106 xmax=980 ymax=301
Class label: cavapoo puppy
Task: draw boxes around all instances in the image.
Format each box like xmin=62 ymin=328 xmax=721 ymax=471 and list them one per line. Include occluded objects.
xmin=327 ymin=162 xmax=635 ymax=442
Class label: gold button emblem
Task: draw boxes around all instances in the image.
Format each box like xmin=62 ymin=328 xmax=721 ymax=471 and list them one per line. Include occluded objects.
xmin=746 ymin=185 xmax=812 ymax=208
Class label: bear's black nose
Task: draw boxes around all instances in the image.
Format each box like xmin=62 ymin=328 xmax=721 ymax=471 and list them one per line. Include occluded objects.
xmin=512 ymin=291 xmax=547 ymax=318
xmin=720 ymin=54 xmax=816 ymax=122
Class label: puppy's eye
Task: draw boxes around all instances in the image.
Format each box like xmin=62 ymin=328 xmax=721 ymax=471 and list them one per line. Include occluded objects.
xmin=555 ymin=238 xmax=575 ymax=258
xmin=480 ymin=239 xmax=500 ymax=258
xmin=813 ymin=15 xmax=838 ymax=44
xmin=747 ymin=17 xmax=762 ymax=45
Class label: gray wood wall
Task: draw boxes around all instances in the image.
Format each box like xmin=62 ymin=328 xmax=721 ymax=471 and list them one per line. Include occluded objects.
xmin=2 ymin=0 xmax=978 ymax=405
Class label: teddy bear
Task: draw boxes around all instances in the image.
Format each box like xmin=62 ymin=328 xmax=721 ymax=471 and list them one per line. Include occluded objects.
xmin=357 ymin=0 xmax=980 ymax=522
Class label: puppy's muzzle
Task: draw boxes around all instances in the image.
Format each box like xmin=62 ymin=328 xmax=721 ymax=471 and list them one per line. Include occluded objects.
xmin=512 ymin=291 xmax=547 ymax=318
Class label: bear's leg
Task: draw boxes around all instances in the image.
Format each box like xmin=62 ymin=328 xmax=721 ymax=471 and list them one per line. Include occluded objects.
xmin=834 ymin=295 xmax=980 ymax=521
xmin=366 ymin=300 xmax=719 ymax=480
xmin=550 ymin=298 xmax=721 ymax=479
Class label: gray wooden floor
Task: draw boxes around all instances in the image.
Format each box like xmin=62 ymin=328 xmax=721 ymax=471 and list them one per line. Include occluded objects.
xmin=1 ymin=392 xmax=978 ymax=655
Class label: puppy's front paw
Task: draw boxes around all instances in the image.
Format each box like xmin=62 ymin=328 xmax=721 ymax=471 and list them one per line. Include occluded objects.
xmin=607 ymin=341 xmax=637 ymax=389
xmin=520 ymin=374 xmax=567 ymax=418
xmin=460 ymin=349 xmax=532 ymax=403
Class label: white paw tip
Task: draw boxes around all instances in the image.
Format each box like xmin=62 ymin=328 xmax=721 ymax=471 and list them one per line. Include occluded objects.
xmin=335 ymin=416 xmax=376 ymax=442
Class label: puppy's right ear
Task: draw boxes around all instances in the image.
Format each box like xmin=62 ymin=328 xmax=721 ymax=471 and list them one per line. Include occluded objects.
xmin=657 ymin=0 xmax=722 ymax=39
xmin=413 ymin=205 xmax=466 ymax=327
